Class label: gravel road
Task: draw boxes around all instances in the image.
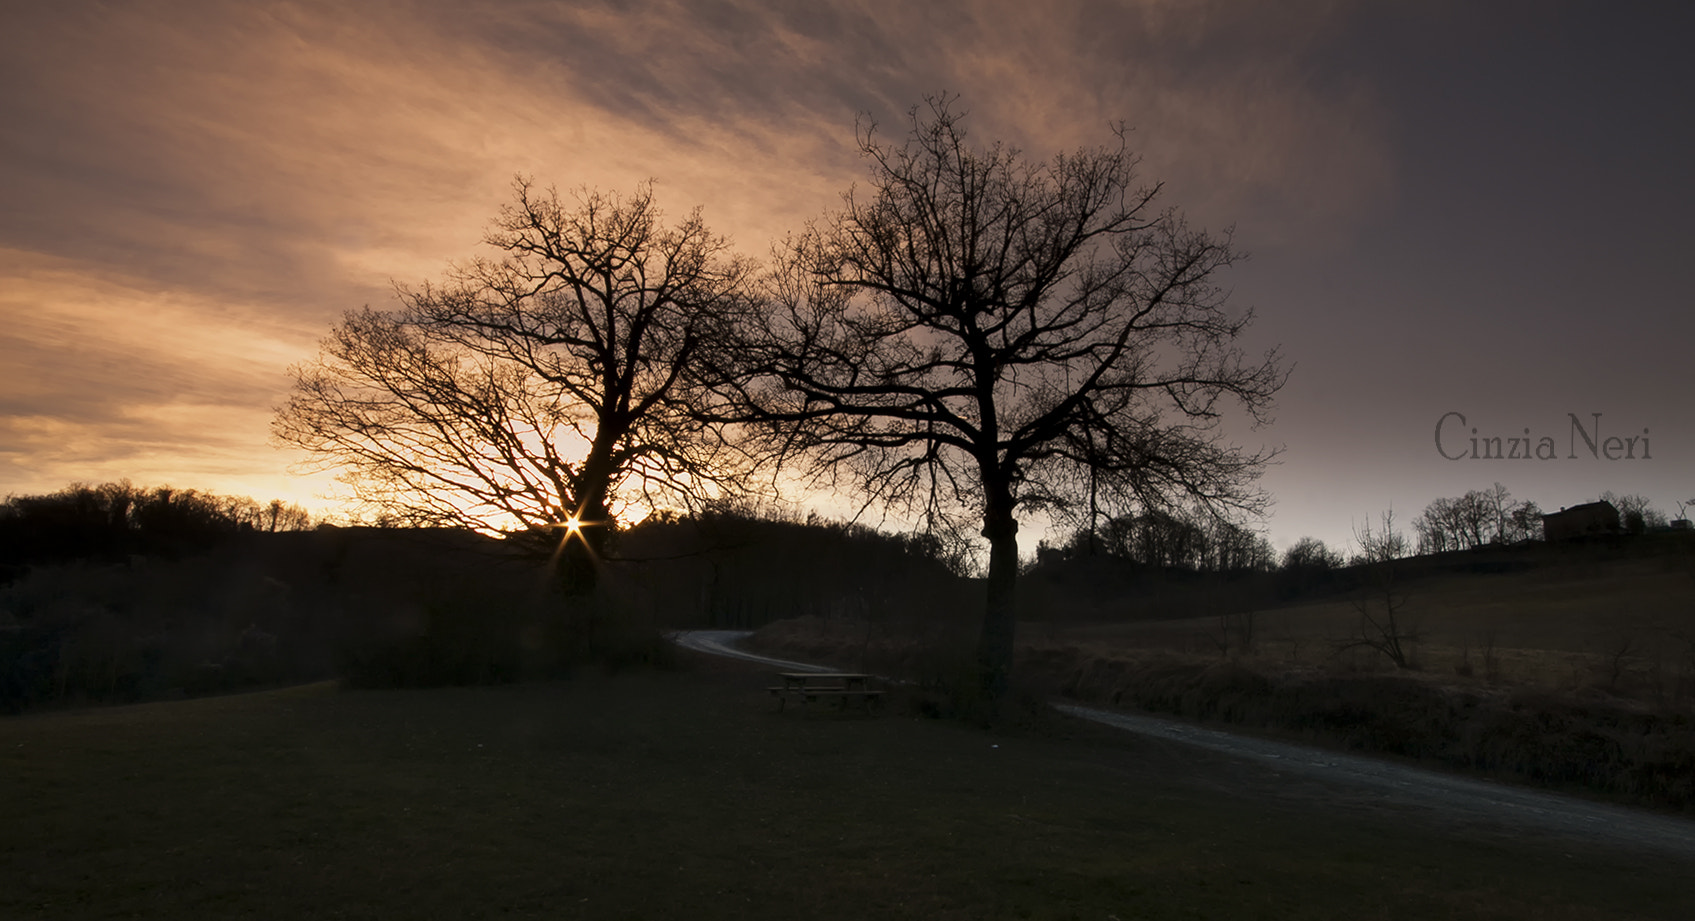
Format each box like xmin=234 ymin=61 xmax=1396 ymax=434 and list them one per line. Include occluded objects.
xmin=671 ymin=629 xmax=1695 ymax=861
xmin=670 ymin=630 xmax=840 ymax=673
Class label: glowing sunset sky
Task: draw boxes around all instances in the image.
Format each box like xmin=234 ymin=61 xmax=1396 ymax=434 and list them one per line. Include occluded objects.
xmin=2 ymin=1 xmax=1691 ymax=553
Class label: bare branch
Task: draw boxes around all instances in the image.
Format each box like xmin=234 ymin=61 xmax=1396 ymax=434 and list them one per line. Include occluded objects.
xmin=275 ymin=182 xmax=760 ymax=591
xmin=709 ymin=96 xmax=1288 ymax=701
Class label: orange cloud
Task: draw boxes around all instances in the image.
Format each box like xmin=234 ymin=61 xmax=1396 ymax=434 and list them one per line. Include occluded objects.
xmin=0 ymin=0 xmax=1393 ymax=516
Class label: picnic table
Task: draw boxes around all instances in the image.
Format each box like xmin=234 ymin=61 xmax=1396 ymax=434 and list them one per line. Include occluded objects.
xmin=769 ymin=672 xmax=884 ymax=714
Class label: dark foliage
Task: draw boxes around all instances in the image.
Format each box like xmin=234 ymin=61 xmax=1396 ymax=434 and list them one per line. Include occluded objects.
xmin=1 ymin=481 xmax=976 ymax=710
xmin=609 ymin=502 xmax=972 ymax=631
xmin=0 ymin=481 xmax=312 ymax=582
xmin=0 ymin=521 xmax=551 ymax=710
xmin=1044 ymin=507 xmax=1276 ymax=574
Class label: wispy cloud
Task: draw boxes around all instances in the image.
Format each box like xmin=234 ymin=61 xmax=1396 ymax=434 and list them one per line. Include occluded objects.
xmin=0 ymin=0 xmax=1397 ymax=513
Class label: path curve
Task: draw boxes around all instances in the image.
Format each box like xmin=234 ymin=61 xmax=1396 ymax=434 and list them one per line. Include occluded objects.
xmin=669 ymin=630 xmax=839 ymax=672
xmin=671 ymin=629 xmax=1695 ymax=860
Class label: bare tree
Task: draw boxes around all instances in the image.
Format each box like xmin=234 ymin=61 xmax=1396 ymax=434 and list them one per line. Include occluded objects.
xmin=1603 ymin=491 xmax=1665 ymax=534
xmin=1414 ymin=484 xmax=1540 ymax=552
xmin=1479 ymin=481 xmax=1514 ymax=543
xmin=722 ymin=98 xmax=1285 ymax=700
xmin=276 ymin=180 xmax=756 ymax=592
xmin=1413 ymin=498 xmax=1458 ymax=554
xmin=1281 ymin=536 xmax=1343 ymax=572
xmin=1351 ymin=508 xmax=1408 ymax=565
xmin=1277 ymin=536 xmax=1342 ymax=600
xmin=1507 ymin=498 xmax=1543 ymax=542
xmin=1064 ymin=507 xmax=1270 ymax=573
xmin=1342 ymin=509 xmax=1417 ymax=668
xmin=1341 ymin=568 xmax=1418 ymax=668
xmin=1202 ymin=518 xmax=1275 ymax=573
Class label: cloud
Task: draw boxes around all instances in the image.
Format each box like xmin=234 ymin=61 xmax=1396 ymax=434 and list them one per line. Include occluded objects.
xmin=1 ymin=0 xmax=1394 ymax=298
xmin=0 ymin=248 xmax=322 ymax=494
xmin=427 ymin=0 xmax=1395 ymax=238
xmin=0 ymin=0 xmax=1398 ymax=513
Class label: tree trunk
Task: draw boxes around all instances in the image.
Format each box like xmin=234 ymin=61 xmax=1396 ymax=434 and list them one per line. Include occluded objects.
xmin=978 ymin=490 xmax=1019 ymax=706
xmin=556 ymin=531 xmax=599 ymax=597
xmin=557 ymin=433 xmax=620 ymax=598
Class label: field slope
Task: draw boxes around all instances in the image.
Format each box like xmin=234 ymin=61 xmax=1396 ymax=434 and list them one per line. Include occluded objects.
xmin=3 ymin=660 xmax=1692 ymax=919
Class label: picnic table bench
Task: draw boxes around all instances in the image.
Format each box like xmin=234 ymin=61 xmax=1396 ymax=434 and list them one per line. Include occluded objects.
xmin=769 ymin=672 xmax=884 ymax=714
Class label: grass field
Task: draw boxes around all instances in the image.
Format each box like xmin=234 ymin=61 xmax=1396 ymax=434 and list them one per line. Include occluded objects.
xmin=1043 ymin=553 xmax=1695 ymax=690
xmin=4 ymin=657 xmax=1693 ymax=920
xmin=750 ymin=549 xmax=1695 ymax=812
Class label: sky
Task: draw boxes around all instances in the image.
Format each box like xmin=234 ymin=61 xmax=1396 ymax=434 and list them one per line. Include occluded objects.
xmin=2 ymin=0 xmax=1692 ymax=557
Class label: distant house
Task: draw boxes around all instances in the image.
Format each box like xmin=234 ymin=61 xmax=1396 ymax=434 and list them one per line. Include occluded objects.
xmin=1541 ymin=501 xmax=1621 ymax=541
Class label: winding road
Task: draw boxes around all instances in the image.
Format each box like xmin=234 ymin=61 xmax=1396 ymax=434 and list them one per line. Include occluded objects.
xmin=672 ymin=629 xmax=1695 ymax=861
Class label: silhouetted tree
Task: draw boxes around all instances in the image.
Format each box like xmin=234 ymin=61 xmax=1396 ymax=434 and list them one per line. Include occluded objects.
xmin=1281 ymin=536 xmax=1343 ymax=572
xmin=1351 ymin=508 xmax=1407 ymax=565
xmin=1277 ymin=536 xmax=1342 ymax=599
xmin=0 ymin=482 xmax=314 ymax=577
xmin=276 ymin=181 xmax=756 ymax=593
xmin=1200 ymin=517 xmax=1275 ymax=573
xmin=1059 ymin=507 xmax=1270 ymax=574
xmin=1413 ymin=484 xmax=1540 ymax=552
xmin=721 ymin=98 xmax=1285 ymax=700
xmin=262 ymin=499 xmax=314 ymax=532
xmin=1603 ymin=491 xmax=1664 ymax=534
xmin=1344 ymin=509 xmax=1417 ymax=668
xmin=1107 ymin=510 xmax=1205 ymax=569
xmin=1507 ymin=499 xmax=1543 ymax=542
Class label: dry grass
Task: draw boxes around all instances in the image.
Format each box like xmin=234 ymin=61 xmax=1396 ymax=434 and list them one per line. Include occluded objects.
xmin=1050 ymin=554 xmax=1695 ymax=681
xmin=1020 ymin=550 xmax=1695 ymax=698
xmin=751 ymin=549 xmax=1695 ymax=810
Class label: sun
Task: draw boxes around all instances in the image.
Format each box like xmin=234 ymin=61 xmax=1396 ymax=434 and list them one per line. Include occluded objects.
xmin=563 ymin=515 xmax=584 ymax=537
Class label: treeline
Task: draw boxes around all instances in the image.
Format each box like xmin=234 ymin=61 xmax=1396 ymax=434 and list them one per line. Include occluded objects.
xmin=1410 ymin=483 xmax=1541 ymax=553
xmin=0 ymin=483 xmax=975 ymax=711
xmin=609 ymin=503 xmax=973 ymax=631
xmin=1017 ymin=482 xmax=1691 ymax=625
xmin=0 ymin=481 xmax=313 ymax=581
xmin=0 ymin=524 xmax=529 ymax=712
xmin=1308 ymin=484 xmax=1681 ymax=570
xmin=1406 ymin=484 xmax=1679 ymax=556
xmin=1020 ymin=510 xmax=1284 ymax=624
xmin=1038 ymin=509 xmax=1276 ymax=574
xmin=1272 ymin=483 xmax=1683 ymax=583
xmin=7 ymin=475 xmax=1685 ymax=710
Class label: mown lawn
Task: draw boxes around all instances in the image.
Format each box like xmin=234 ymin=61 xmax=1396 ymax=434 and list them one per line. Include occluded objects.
xmin=3 ymin=660 xmax=1691 ymax=920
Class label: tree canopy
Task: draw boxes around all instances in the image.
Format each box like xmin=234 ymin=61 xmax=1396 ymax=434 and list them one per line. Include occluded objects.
xmin=722 ymin=98 xmax=1286 ymax=698
xmin=275 ymin=180 xmax=756 ymax=589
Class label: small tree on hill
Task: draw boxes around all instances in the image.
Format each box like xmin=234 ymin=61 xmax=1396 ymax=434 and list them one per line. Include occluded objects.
xmin=1282 ymin=536 xmax=1343 ymax=572
xmin=1343 ymin=509 xmax=1417 ymax=668
xmin=1276 ymin=536 xmax=1343 ymax=600
xmin=1603 ymin=492 xmax=1665 ymax=534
